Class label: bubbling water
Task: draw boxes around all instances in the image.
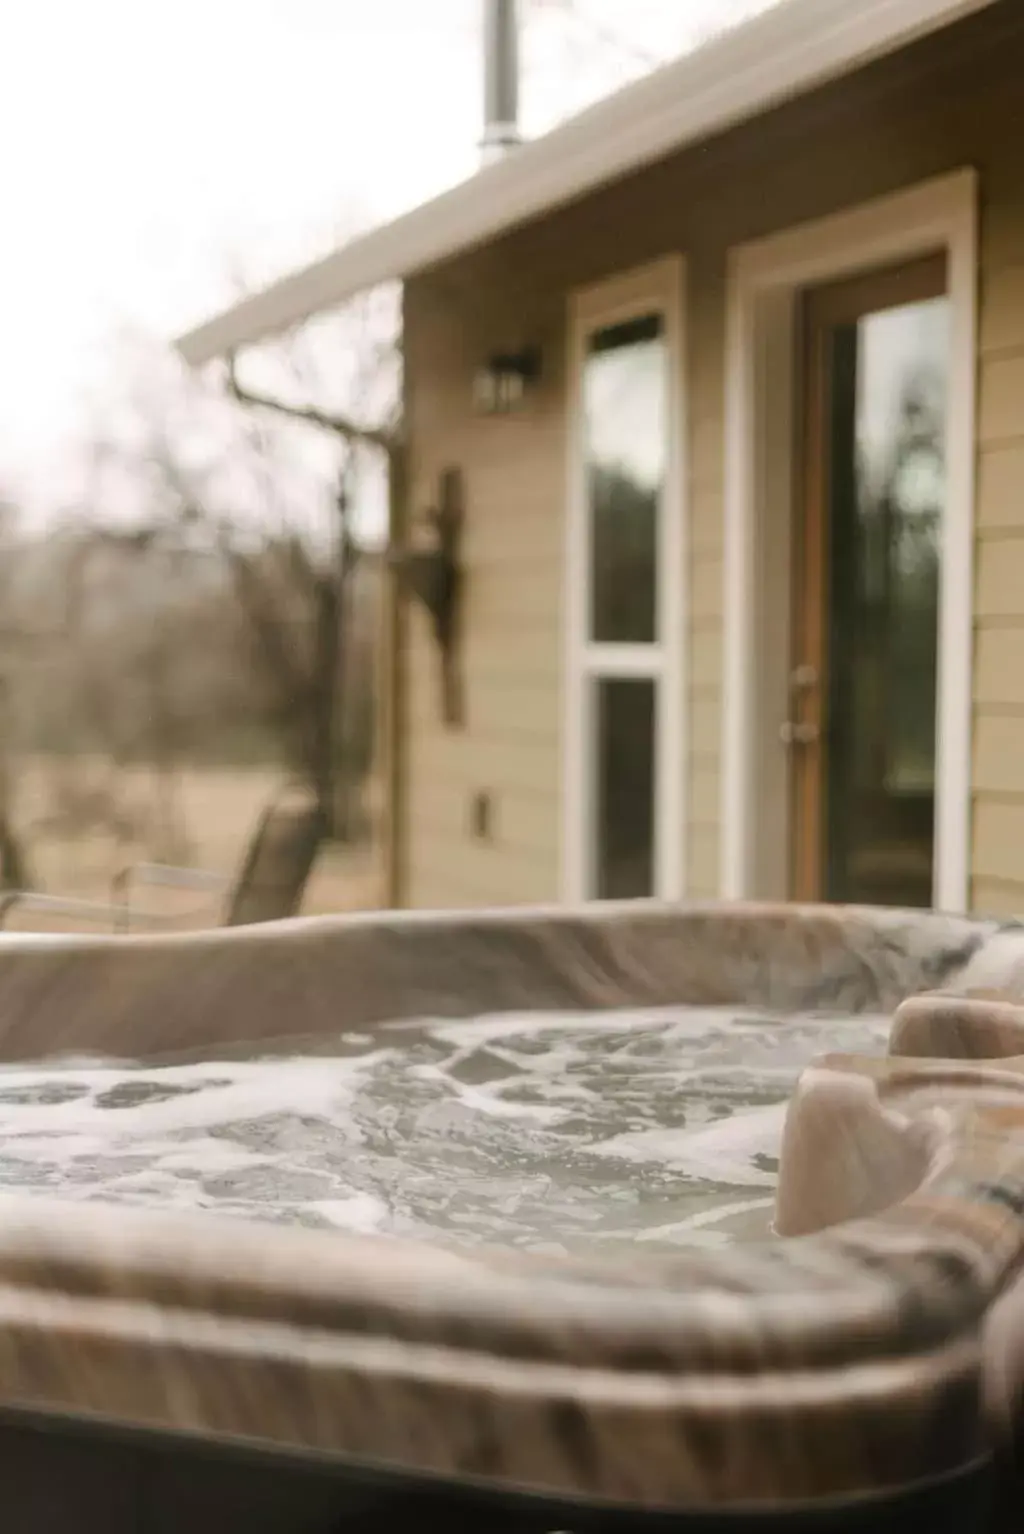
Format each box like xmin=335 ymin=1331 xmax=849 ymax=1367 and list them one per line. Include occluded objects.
xmin=0 ymin=1005 xmax=890 ymax=1254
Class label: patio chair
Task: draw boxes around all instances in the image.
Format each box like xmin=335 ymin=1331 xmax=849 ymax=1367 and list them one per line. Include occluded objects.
xmin=0 ymin=787 xmax=326 ymax=933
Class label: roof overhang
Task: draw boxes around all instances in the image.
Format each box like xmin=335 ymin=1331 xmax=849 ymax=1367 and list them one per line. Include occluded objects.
xmin=176 ymin=0 xmax=994 ymax=366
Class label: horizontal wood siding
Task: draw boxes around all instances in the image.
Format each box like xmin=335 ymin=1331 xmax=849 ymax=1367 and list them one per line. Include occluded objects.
xmin=400 ymin=281 xmax=565 ymax=908
xmin=399 ymin=0 xmax=1024 ymax=913
xmin=973 ymin=90 xmax=1024 ymax=918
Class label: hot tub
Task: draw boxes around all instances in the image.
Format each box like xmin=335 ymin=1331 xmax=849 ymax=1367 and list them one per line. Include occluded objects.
xmin=0 ymin=899 xmax=1021 ymax=1532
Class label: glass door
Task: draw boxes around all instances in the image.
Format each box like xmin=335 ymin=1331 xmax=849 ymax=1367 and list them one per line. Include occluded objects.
xmin=790 ymin=254 xmax=949 ymax=907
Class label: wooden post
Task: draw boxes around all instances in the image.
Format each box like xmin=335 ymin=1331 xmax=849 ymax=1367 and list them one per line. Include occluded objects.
xmin=381 ymin=444 xmax=408 ymax=910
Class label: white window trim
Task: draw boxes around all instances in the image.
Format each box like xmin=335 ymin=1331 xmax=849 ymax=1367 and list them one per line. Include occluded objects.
xmin=563 ymin=256 xmax=687 ymax=904
xmin=721 ymin=169 xmax=977 ymax=911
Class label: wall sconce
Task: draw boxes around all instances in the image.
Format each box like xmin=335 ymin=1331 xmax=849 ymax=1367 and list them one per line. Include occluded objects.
xmin=472 ymin=346 xmax=541 ymax=414
xmin=388 ymin=466 xmax=465 ymax=728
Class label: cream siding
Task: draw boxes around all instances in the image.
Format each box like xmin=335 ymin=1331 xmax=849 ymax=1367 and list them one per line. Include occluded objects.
xmin=401 ymin=281 xmax=566 ymax=907
xmin=398 ymin=0 xmax=1024 ymax=916
xmin=973 ymin=127 xmax=1024 ymax=915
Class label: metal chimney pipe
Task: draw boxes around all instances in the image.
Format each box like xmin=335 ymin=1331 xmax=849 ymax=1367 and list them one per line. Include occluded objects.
xmin=481 ymin=0 xmax=521 ymax=165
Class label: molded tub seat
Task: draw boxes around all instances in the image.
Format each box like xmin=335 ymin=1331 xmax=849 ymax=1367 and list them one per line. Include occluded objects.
xmin=0 ymin=900 xmax=1022 ymax=1530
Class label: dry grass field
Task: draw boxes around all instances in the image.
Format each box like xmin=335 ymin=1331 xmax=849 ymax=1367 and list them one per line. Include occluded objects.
xmin=0 ymin=757 xmax=384 ymax=933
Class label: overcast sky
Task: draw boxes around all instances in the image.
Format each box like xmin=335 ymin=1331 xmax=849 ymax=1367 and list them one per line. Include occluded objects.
xmin=0 ymin=0 xmax=769 ymax=509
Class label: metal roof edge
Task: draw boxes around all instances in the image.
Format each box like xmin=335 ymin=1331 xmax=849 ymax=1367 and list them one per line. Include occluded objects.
xmin=176 ymin=0 xmax=992 ymax=364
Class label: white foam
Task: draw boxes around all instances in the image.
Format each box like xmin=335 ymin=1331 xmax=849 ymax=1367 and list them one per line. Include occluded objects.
xmin=0 ymin=1004 xmax=890 ymax=1253
xmin=305 ymin=1194 xmax=391 ymax=1233
xmin=589 ymin=1102 xmax=786 ymax=1187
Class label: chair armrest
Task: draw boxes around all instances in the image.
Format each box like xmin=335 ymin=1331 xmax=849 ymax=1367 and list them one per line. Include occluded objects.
xmin=114 ymin=863 xmax=230 ymax=895
xmin=108 ymin=862 xmax=232 ymax=932
xmin=0 ymin=892 xmax=182 ymax=932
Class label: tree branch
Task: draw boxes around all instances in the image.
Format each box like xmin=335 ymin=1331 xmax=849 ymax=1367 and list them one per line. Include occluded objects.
xmin=225 ymin=354 xmax=399 ymax=453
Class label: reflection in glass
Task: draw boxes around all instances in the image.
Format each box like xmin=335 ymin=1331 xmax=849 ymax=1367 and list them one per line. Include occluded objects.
xmin=595 ymin=678 xmax=655 ymax=900
xmin=825 ymin=296 xmax=948 ymax=908
xmin=584 ymin=315 xmax=664 ymax=644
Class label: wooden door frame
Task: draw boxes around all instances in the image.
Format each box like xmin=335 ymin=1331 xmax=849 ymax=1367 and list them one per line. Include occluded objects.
xmin=791 ymin=252 xmax=949 ymax=901
xmin=722 ymin=170 xmax=977 ymax=910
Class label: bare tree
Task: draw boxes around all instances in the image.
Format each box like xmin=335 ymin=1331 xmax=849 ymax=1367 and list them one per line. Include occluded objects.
xmin=73 ymin=290 xmax=398 ymax=849
xmin=0 ymin=499 xmax=48 ymax=889
xmin=220 ymin=316 xmax=400 ymax=837
xmin=49 ymin=1 xmax=740 ymax=871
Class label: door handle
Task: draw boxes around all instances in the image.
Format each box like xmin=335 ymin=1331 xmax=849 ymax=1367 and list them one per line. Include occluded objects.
xmin=779 ymin=720 xmax=820 ymax=747
xmin=789 ymin=664 xmax=819 ymax=693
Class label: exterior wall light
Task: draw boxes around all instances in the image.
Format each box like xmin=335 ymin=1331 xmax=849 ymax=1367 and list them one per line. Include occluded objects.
xmin=472 ymin=347 xmax=541 ymax=414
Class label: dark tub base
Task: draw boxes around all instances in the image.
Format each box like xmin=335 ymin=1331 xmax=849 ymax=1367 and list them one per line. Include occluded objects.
xmin=0 ymin=1414 xmax=998 ymax=1534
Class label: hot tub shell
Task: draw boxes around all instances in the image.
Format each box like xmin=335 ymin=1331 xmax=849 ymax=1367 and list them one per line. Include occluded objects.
xmin=0 ymin=900 xmax=1021 ymax=1531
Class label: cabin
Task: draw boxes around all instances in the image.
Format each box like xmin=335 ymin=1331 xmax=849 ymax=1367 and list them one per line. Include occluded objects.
xmin=178 ymin=0 xmax=1024 ymax=918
